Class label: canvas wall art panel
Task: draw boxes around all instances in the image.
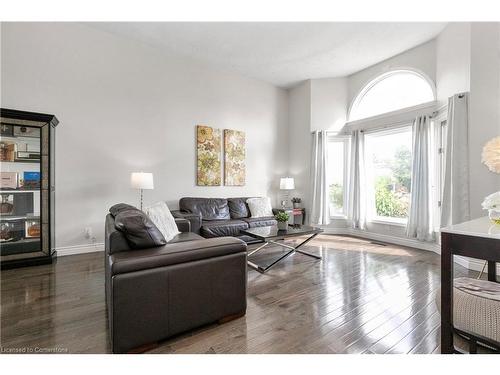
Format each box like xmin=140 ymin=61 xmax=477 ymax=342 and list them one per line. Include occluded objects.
xmin=197 ymin=125 xmax=222 ymax=186
xmin=224 ymin=129 xmax=246 ymax=186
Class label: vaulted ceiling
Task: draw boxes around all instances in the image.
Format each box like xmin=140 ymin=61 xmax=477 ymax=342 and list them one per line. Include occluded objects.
xmin=90 ymin=22 xmax=447 ymax=88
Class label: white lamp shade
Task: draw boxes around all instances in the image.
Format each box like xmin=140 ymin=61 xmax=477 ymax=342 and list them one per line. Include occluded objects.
xmin=280 ymin=177 xmax=295 ymax=190
xmin=130 ymin=172 xmax=154 ymax=190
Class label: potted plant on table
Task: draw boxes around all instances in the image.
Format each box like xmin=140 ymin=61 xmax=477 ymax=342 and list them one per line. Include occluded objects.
xmin=275 ymin=211 xmax=290 ymax=231
xmin=291 ymin=197 xmax=301 ymax=209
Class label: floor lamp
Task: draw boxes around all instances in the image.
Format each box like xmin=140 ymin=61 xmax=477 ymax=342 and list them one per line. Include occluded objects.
xmin=130 ymin=172 xmax=154 ymax=211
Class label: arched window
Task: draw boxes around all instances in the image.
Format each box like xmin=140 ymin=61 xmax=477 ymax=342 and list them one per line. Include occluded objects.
xmin=349 ymin=70 xmax=435 ymax=121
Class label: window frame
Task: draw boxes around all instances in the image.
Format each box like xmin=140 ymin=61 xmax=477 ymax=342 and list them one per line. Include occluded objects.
xmin=430 ymin=112 xmax=447 ymax=232
xmin=363 ymin=124 xmax=414 ymax=226
xmin=327 ymin=134 xmax=350 ymax=219
xmin=348 ymin=69 xmax=437 ymax=122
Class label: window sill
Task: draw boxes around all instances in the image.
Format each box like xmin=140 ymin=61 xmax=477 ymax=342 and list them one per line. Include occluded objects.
xmin=329 ymin=215 xmax=347 ymax=220
xmin=368 ymin=218 xmax=407 ymax=227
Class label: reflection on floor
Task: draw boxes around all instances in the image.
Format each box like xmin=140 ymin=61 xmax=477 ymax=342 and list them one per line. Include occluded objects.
xmin=1 ymin=234 xmax=478 ymax=353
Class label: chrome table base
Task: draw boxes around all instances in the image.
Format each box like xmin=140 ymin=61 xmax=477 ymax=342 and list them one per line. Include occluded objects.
xmin=247 ymin=232 xmax=321 ymax=273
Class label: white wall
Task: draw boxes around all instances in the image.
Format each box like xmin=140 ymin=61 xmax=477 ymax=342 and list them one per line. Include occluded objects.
xmin=468 ymin=23 xmax=500 ymax=218
xmin=0 ymin=22 xmax=289 ymax=249
xmin=436 ymin=23 xmax=471 ymax=104
xmin=310 ymin=78 xmax=348 ymax=132
xmin=287 ymin=81 xmax=311 ymax=214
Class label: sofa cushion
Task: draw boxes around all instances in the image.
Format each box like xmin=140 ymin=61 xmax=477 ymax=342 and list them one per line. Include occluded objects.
xmin=200 ymin=219 xmax=249 ymax=238
xmin=242 ymin=216 xmax=277 ymax=228
xmin=179 ymin=197 xmax=230 ymax=221
xmin=227 ymin=197 xmax=250 ymax=219
xmin=168 ymin=232 xmax=204 ymax=244
xmin=114 ymin=209 xmax=167 ymax=249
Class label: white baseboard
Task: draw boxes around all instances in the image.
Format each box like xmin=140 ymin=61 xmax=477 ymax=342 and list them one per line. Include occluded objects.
xmin=321 ymin=227 xmax=440 ymax=253
xmin=454 ymin=255 xmax=500 ymax=274
xmin=56 ymin=243 xmax=104 ymax=257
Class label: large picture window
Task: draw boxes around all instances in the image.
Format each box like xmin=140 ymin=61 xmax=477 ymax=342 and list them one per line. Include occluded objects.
xmin=327 ymin=137 xmax=349 ymax=217
xmin=364 ymin=126 xmax=413 ymax=224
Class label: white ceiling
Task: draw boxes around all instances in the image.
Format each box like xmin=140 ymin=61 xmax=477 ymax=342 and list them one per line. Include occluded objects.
xmin=89 ymin=22 xmax=447 ymax=88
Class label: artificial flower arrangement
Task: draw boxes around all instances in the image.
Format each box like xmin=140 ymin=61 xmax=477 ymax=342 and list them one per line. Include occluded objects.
xmin=482 ymin=191 xmax=500 ymax=224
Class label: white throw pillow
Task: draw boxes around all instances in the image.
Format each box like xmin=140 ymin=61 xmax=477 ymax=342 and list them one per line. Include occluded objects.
xmin=247 ymin=197 xmax=274 ymax=218
xmin=145 ymin=201 xmax=180 ymax=242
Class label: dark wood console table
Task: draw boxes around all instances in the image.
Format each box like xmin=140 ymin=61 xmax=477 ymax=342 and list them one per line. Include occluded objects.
xmin=440 ymin=217 xmax=500 ymax=353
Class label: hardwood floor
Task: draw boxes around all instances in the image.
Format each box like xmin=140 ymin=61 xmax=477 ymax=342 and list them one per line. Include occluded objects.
xmin=0 ymin=234 xmax=476 ymax=354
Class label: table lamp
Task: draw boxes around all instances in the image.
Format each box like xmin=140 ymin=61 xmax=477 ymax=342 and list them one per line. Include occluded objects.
xmin=131 ymin=172 xmax=154 ymax=210
xmin=279 ymin=177 xmax=295 ymax=209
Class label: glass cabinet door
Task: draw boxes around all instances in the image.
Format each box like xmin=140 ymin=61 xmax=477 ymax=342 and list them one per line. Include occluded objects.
xmin=0 ymin=121 xmax=44 ymax=261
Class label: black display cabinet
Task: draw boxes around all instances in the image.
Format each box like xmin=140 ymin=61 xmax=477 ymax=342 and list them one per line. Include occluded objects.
xmin=0 ymin=109 xmax=59 ymax=269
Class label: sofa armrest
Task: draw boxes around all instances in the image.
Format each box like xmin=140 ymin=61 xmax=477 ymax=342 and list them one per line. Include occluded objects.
xmin=175 ymin=218 xmax=190 ymax=233
xmin=110 ymin=237 xmax=247 ymax=275
xmin=171 ymin=210 xmax=202 ymax=234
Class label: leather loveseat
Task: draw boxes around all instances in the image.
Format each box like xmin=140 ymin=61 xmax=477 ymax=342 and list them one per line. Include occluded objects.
xmin=171 ymin=197 xmax=277 ymax=243
xmin=105 ymin=209 xmax=248 ymax=353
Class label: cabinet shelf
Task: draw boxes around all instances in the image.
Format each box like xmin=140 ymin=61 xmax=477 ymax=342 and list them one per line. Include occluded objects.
xmin=0 ymin=215 xmax=39 ymax=220
xmin=0 ymin=160 xmax=41 ymax=165
xmin=0 ymin=189 xmax=40 ymax=193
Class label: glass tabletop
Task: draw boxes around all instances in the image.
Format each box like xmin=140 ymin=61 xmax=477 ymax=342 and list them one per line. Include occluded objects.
xmin=241 ymin=225 xmax=322 ymax=240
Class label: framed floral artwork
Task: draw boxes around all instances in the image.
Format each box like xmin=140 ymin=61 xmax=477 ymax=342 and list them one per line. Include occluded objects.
xmin=224 ymin=129 xmax=245 ymax=186
xmin=196 ymin=125 xmax=222 ymax=186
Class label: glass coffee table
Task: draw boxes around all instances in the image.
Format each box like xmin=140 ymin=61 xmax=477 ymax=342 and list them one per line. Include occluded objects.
xmin=241 ymin=225 xmax=323 ymax=273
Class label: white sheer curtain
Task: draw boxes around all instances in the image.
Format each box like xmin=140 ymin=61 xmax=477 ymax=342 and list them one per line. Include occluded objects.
xmin=441 ymin=93 xmax=470 ymax=227
xmin=406 ymin=115 xmax=434 ymax=241
xmin=347 ymin=130 xmax=365 ymax=229
xmin=310 ymin=131 xmax=330 ymax=225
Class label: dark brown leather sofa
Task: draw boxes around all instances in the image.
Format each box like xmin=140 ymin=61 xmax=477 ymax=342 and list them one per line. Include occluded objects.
xmin=105 ymin=212 xmax=248 ymax=353
xmin=171 ymin=197 xmax=277 ymax=242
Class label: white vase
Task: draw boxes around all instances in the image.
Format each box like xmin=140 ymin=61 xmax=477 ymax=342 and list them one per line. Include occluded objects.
xmin=277 ymin=221 xmax=288 ymax=230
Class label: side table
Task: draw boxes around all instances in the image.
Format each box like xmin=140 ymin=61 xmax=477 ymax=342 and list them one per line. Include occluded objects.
xmin=273 ymin=207 xmax=305 ymax=225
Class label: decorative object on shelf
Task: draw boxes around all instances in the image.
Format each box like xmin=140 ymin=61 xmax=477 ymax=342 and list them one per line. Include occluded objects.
xmin=0 ymin=172 xmax=18 ymax=189
xmin=279 ymin=177 xmax=295 ymax=209
xmin=196 ymin=125 xmax=222 ymax=186
xmin=13 ymin=126 xmax=40 ymax=138
xmin=25 ymin=217 xmax=40 ymax=238
xmin=482 ymin=136 xmax=500 ymax=174
xmin=14 ymin=150 xmax=40 ymax=162
xmin=482 ymin=191 xmax=500 ymax=225
xmin=0 ymin=141 xmax=15 ymax=161
xmin=224 ymin=129 xmax=245 ymax=186
xmin=0 ymin=194 xmax=14 ymax=215
xmin=0 ymin=123 xmax=14 ymax=136
xmin=292 ymin=197 xmax=302 ymax=209
xmin=275 ymin=211 xmax=290 ymax=230
xmin=0 ymin=108 xmax=59 ymax=269
xmin=22 ymin=171 xmax=40 ymax=189
xmin=0 ymin=222 xmax=14 ymax=242
xmin=0 ymin=219 xmax=24 ymax=242
xmin=130 ymin=172 xmax=154 ymax=211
